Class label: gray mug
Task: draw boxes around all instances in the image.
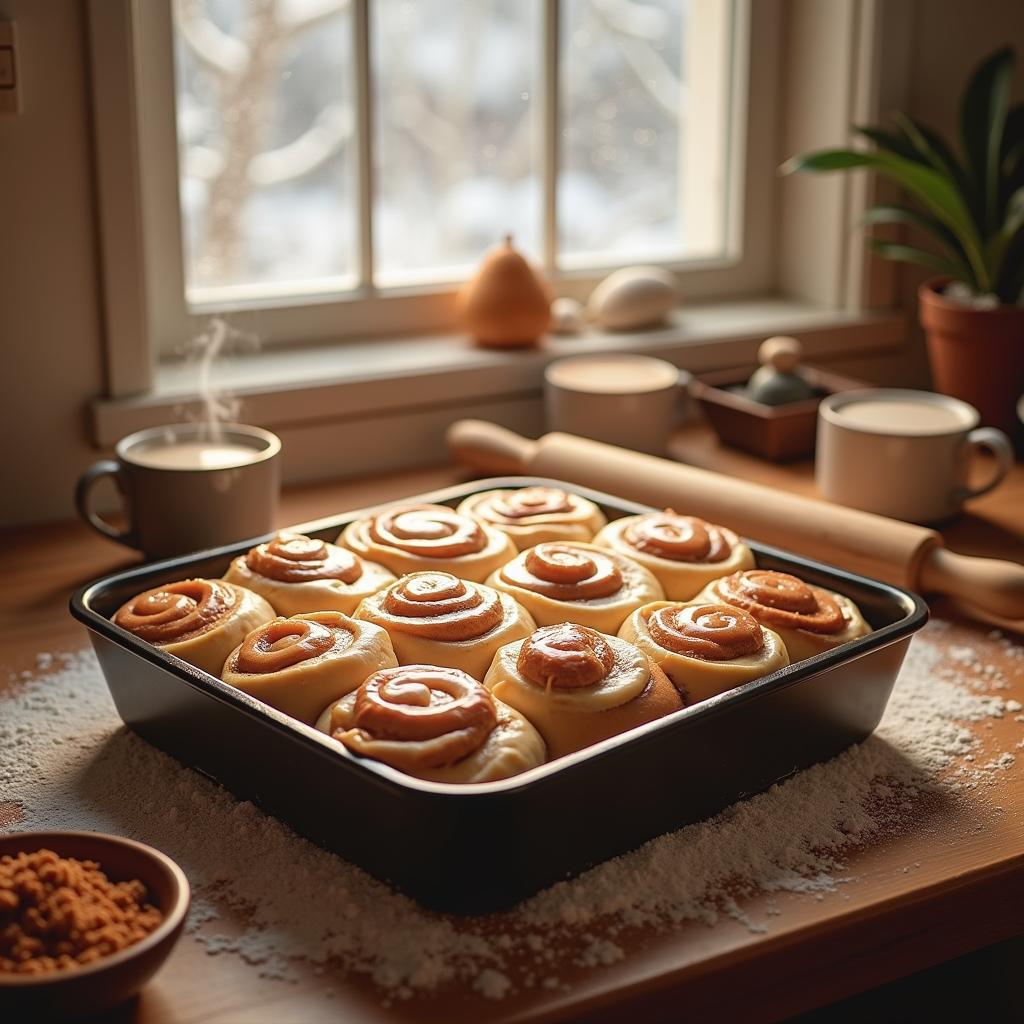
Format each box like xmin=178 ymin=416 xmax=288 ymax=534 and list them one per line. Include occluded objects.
xmin=75 ymin=423 xmax=282 ymax=559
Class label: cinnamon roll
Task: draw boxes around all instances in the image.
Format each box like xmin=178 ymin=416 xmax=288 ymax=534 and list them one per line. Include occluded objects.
xmin=483 ymin=623 xmax=682 ymax=759
xmin=457 ymin=486 xmax=607 ymax=550
xmin=694 ymin=570 xmax=870 ymax=662
xmin=619 ymin=602 xmax=789 ymax=702
xmin=594 ymin=510 xmax=755 ymax=600
xmin=355 ymin=571 xmax=535 ymax=679
xmin=112 ymin=579 xmax=275 ymax=676
xmin=224 ymin=533 xmax=396 ymax=617
xmin=487 ymin=541 xmax=663 ymax=634
xmin=222 ymin=612 xmax=398 ymax=724
xmin=340 ymin=504 xmax=516 ymax=582
xmin=316 ymin=665 xmax=546 ymax=783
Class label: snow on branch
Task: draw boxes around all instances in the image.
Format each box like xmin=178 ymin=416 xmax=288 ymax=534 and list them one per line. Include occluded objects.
xmin=247 ymin=102 xmax=354 ymax=185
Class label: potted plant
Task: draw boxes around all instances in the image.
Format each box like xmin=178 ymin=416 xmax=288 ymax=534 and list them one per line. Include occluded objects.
xmin=784 ymin=47 xmax=1024 ymax=445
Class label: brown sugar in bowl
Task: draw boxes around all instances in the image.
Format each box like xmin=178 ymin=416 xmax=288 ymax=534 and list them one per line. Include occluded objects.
xmin=0 ymin=831 xmax=190 ymax=1021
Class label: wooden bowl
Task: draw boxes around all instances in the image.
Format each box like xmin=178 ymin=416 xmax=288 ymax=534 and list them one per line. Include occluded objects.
xmin=0 ymin=831 xmax=190 ymax=1021
xmin=689 ymin=365 xmax=870 ymax=461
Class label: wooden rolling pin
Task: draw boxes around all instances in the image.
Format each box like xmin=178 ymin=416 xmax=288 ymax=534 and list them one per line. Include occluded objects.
xmin=447 ymin=420 xmax=1024 ymax=621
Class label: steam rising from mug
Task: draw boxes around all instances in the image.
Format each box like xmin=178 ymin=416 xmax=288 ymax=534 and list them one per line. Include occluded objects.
xmin=179 ymin=317 xmax=259 ymax=443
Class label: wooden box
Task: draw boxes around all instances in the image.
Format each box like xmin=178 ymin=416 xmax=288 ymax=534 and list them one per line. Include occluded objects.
xmin=689 ymin=366 xmax=870 ymax=461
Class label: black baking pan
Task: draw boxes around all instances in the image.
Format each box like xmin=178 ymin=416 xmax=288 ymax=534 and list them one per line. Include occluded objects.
xmin=70 ymin=478 xmax=928 ymax=914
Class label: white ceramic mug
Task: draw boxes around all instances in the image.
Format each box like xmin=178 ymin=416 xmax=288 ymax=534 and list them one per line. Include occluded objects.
xmin=544 ymin=354 xmax=689 ymax=455
xmin=76 ymin=423 xmax=282 ymax=558
xmin=816 ymin=389 xmax=1013 ymax=523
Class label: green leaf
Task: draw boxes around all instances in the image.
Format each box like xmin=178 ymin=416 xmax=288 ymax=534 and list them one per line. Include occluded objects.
xmin=868 ymin=239 xmax=963 ymax=278
xmin=853 ymin=124 xmax=922 ymax=162
xmin=1000 ymin=103 xmax=1024 ymax=165
xmin=890 ymin=112 xmax=977 ymax=220
xmin=959 ymin=47 xmax=1015 ymax=233
xmin=988 ymin=186 xmax=1024 ymax=286
xmin=783 ymin=148 xmax=988 ymax=287
xmin=861 ymin=203 xmax=973 ymax=279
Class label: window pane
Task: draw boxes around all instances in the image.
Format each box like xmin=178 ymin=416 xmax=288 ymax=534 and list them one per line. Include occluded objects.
xmin=372 ymin=0 xmax=541 ymax=286
xmin=558 ymin=0 xmax=732 ymax=268
xmin=173 ymin=0 xmax=356 ymax=301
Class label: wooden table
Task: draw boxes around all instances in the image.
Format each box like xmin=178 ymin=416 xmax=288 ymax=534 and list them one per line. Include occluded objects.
xmin=2 ymin=433 xmax=1023 ymax=1023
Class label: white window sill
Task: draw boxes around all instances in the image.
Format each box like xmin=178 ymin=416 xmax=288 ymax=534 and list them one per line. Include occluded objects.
xmin=92 ymin=296 xmax=908 ymax=448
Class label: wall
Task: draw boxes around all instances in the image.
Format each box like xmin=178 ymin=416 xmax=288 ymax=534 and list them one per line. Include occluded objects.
xmin=1 ymin=0 xmax=1022 ymax=530
xmin=0 ymin=0 xmax=106 ymax=528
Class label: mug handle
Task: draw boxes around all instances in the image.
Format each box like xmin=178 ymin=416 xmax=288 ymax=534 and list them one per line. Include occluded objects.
xmin=75 ymin=460 xmax=138 ymax=548
xmin=956 ymin=427 xmax=1014 ymax=503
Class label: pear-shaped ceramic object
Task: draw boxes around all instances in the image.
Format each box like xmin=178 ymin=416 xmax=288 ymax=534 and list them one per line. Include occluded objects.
xmin=459 ymin=236 xmax=551 ymax=348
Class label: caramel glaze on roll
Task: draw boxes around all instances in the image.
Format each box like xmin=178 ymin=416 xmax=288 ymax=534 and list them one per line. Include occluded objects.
xmin=340 ymin=504 xmax=516 ymax=582
xmin=224 ymin=533 xmax=395 ymax=617
xmin=355 ymin=571 xmax=535 ymax=680
xmin=457 ymin=486 xmax=608 ymax=550
xmin=222 ymin=612 xmax=398 ymax=724
xmin=487 ymin=541 xmax=664 ymax=634
xmin=483 ymin=623 xmax=682 ymax=760
xmin=594 ymin=510 xmax=755 ymax=601
xmin=113 ymin=579 xmax=275 ymax=676
xmin=693 ymin=570 xmax=870 ymax=662
xmin=316 ymin=664 xmax=546 ymax=784
xmin=619 ymin=602 xmax=789 ymax=703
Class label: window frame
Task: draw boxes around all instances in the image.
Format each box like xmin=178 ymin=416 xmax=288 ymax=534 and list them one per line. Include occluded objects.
xmin=88 ymin=0 xmax=909 ymax=409
xmin=90 ymin=0 xmax=786 ymax=374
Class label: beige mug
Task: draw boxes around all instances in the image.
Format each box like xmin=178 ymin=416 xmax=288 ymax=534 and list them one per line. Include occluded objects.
xmin=75 ymin=423 xmax=282 ymax=558
xmin=544 ymin=354 xmax=689 ymax=455
xmin=816 ymin=389 xmax=1013 ymax=523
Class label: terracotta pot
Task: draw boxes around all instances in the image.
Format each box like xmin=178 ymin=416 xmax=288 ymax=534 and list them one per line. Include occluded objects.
xmin=919 ymin=277 xmax=1024 ymax=449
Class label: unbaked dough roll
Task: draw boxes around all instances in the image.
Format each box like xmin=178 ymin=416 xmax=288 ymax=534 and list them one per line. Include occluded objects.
xmin=221 ymin=611 xmax=398 ymax=724
xmin=317 ymin=665 xmax=546 ymax=783
xmin=112 ymin=579 xmax=275 ymax=676
xmin=694 ymin=570 xmax=871 ymax=662
xmin=224 ymin=533 xmax=395 ymax=616
xmin=619 ymin=601 xmax=789 ymax=703
xmin=354 ymin=571 xmax=535 ymax=679
xmin=593 ymin=510 xmax=754 ymax=600
xmin=340 ymin=504 xmax=515 ymax=582
xmin=457 ymin=486 xmax=607 ymax=550
xmin=487 ymin=541 xmax=663 ymax=634
xmin=483 ymin=623 xmax=682 ymax=760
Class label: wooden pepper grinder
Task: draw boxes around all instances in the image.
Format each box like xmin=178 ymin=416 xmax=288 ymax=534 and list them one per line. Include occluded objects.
xmin=746 ymin=336 xmax=817 ymax=405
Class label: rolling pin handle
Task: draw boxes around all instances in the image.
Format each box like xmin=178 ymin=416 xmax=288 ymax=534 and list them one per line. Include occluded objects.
xmin=918 ymin=547 xmax=1024 ymax=621
xmin=446 ymin=420 xmax=536 ymax=475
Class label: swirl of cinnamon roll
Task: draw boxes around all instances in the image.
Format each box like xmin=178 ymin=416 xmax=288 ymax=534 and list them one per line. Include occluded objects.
xmin=115 ymin=579 xmax=236 ymax=644
xmin=225 ymin=534 xmax=395 ymax=617
xmin=381 ymin=573 xmax=503 ymax=639
xmin=517 ymin=623 xmax=615 ymax=690
xmin=619 ymin=600 xmax=790 ymax=702
xmin=318 ymin=664 xmax=546 ymax=783
xmin=594 ymin=511 xmax=755 ymax=601
xmin=113 ymin=579 xmax=275 ymax=676
xmin=340 ymin=503 xmax=516 ymax=582
xmin=694 ymin=570 xmax=871 ymax=663
xmin=647 ymin=604 xmax=764 ymax=661
xmin=222 ymin=611 xmax=398 ymax=724
xmin=625 ymin=512 xmax=732 ymax=563
xmin=484 ymin=625 xmax=683 ymax=759
xmin=711 ymin=571 xmax=844 ymax=633
xmin=488 ymin=542 xmax=664 ymax=634
xmin=457 ymin=487 xmax=607 ymax=550
xmin=247 ymin=534 xmax=363 ymax=584
xmin=355 ymin=572 xmax=535 ymax=679
xmin=504 ymin=545 xmax=624 ymax=601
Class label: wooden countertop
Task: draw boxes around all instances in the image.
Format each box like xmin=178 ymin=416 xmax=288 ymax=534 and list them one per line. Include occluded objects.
xmin=1 ymin=431 xmax=1022 ymax=1023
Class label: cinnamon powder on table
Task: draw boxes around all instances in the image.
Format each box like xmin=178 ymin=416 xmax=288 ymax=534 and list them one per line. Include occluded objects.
xmin=0 ymin=849 xmax=163 ymax=975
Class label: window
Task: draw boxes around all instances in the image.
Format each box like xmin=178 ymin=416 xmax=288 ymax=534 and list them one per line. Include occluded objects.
xmin=159 ymin=0 xmax=748 ymax=344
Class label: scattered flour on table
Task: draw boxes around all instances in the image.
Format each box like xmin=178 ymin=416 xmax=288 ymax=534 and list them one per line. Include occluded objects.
xmin=2 ymin=621 xmax=1022 ymax=1001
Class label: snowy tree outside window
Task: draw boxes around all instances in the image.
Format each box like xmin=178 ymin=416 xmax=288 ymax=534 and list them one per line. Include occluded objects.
xmin=173 ymin=0 xmax=734 ymax=305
